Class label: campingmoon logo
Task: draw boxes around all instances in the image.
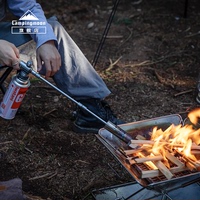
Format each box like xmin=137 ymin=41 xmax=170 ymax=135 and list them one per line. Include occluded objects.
xmin=11 ymin=10 xmax=46 ymax=34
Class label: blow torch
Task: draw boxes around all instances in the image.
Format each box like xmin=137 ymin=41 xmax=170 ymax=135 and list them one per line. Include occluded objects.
xmin=18 ymin=61 xmax=133 ymax=144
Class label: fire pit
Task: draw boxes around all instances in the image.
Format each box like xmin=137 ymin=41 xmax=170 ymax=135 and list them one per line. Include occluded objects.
xmin=96 ymin=114 xmax=200 ymax=199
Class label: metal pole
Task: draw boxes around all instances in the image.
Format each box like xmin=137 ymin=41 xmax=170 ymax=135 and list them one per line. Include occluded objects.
xmin=184 ymin=0 xmax=189 ymax=18
xmin=0 ymin=67 xmax=13 ymax=94
xmin=92 ymin=0 xmax=121 ymax=68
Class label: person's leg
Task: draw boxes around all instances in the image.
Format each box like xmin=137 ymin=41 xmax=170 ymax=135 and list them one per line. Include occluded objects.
xmin=48 ymin=19 xmax=124 ymax=133
xmin=48 ymin=18 xmax=111 ymax=100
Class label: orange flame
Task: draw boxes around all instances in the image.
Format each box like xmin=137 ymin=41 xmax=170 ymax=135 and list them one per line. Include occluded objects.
xmin=150 ymin=108 xmax=200 ymax=164
xmin=188 ymin=108 xmax=200 ymax=125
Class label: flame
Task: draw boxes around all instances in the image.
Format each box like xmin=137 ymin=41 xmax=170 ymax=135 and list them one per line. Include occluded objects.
xmin=138 ymin=152 xmax=158 ymax=170
xmin=188 ymin=108 xmax=200 ymax=125
xmin=149 ymin=108 xmax=200 ymax=164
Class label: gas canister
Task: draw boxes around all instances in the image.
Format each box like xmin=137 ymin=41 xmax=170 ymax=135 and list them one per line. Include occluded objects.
xmin=0 ymin=69 xmax=30 ymax=119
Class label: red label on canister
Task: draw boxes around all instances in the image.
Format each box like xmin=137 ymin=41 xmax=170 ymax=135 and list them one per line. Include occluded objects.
xmin=11 ymin=87 xmax=28 ymax=109
xmin=0 ymin=78 xmax=29 ymax=119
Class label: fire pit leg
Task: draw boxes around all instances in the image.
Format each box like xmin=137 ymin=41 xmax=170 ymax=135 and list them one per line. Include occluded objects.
xmin=123 ymin=187 xmax=146 ymax=200
xmin=181 ymin=176 xmax=200 ymax=187
xmin=161 ymin=194 xmax=172 ymax=200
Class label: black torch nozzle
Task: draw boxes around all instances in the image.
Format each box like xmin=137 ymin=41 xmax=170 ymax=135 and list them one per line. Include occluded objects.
xmin=104 ymin=121 xmax=132 ymax=144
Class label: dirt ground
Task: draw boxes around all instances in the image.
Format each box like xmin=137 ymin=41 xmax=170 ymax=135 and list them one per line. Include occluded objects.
xmin=1 ymin=0 xmax=200 ymax=199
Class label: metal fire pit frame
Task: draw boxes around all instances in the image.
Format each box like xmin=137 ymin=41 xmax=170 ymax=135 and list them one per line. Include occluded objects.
xmin=97 ymin=114 xmax=200 ymax=190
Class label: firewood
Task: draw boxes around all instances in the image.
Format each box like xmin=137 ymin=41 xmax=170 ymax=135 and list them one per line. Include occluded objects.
xmin=123 ymin=146 xmax=151 ymax=155
xmin=184 ymin=156 xmax=200 ymax=167
xmin=153 ymin=161 xmax=174 ymax=180
xmin=130 ymin=140 xmax=200 ymax=150
xmin=130 ymin=140 xmax=155 ymax=145
xmin=191 ymin=150 xmax=200 ymax=154
xmin=135 ymin=151 xmax=174 ymax=179
xmin=170 ymin=166 xmax=187 ymax=174
xmin=141 ymin=169 xmax=159 ymax=178
xmin=165 ymin=150 xmax=185 ymax=167
xmin=185 ymin=161 xmax=197 ymax=171
xmin=124 ymin=149 xmax=141 ymax=155
xmin=129 ymin=143 xmax=139 ymax=149
xmin=140 ymin=166 xmax=187 ymax=178
xmin=175 ymin=149 xmax=200 ymax=167
xmin=135 ymin=134 xmax=146 ymax=140
xmin=126 ymin=140 xmax=200 ymax=179
xmin=128 ymin=155 xmax=163 ymax=165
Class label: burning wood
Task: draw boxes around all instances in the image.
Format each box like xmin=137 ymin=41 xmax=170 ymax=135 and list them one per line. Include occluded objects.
xmin=128 ymin=155 xmax=163 ymax=164
xmin=153 ymin=160 xmax=174 ymax=180
xmin=130 ymin=139 xmax=200 ymax=150
xmin=124 ymin=108 xmax=200 ymax=180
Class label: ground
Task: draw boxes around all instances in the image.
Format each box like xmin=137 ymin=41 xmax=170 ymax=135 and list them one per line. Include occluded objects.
xmin=1 ymin=0 xmax=200 ymax=199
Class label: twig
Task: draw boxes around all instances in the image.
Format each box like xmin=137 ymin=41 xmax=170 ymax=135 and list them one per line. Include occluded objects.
xmin=154 ymin=70 xmax=175 ymax=88
xmin=106 ymin=56 xmax=122 ymax=71
xmin=43 ymin=109 xmax=57 ymax=117
xmin=75 ymin=160 xmax=90 ymax=164
xmin=117 ymin=26 xmax=133 ymax=49
xmin=124 ymin=51 xmax=187 ymax=68
xmin=24 ymin=193 xmax=46 ymax=200
xmin=31 ymin=104 xmax=36 ymax=121
xmin=132 ymin=0 xmax=143 ymax=5
xmin=22 ymin=128 xmax=31 ymax=141
xmin=0 ymin=141 xmax=13 ymax=145
xmin=24 ymin=147 xmax=33 ymax=154
xmin=124 ymin=60 xmax=152 ymax=67
xmin=154 ymin=70 xmax=164 ymax=83
xmin=174 ymin=89 xmax=193 ymax=97
xmin=105 ymin=35 xmax=123 ymax=39
xmin=185 ymin=31 xmax=200 ymax=38
xmin=82 ymin=177 xmax=96 ymax=192
xmin=47 ymin=171 xmax=58 ymax=179
xmin=29 ymin=172 xmax=56 ymax=181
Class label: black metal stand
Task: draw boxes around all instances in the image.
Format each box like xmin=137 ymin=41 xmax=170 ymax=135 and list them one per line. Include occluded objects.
xmin=92 ymin=0 xmax=189 ymax=68
xmin=92 ymin=0 xmax=121 ymax=68
xmin=184 ymin=0 xmax=189 ymax=18
xmin=0 ymin=67 xmax=13 ymax=94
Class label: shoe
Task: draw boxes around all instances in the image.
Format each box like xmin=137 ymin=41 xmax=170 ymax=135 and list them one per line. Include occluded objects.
xmin=73 ymin=98 xmax=124 ymax=133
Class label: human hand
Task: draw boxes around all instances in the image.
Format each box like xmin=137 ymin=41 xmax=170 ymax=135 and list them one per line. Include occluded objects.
xmin=0 ymin=40 xmax=20 ymax=69
xmin=36 ymin=40 xmax=61 ymax=78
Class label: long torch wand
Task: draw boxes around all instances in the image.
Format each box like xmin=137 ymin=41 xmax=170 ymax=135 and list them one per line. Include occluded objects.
xmin=19 ymin=61 xmax=132 ymax=144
